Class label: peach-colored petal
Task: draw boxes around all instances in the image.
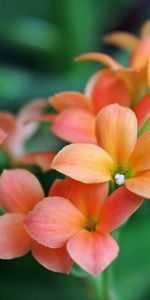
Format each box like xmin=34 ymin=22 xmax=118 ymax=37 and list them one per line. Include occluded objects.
xmin=90 ymin=71 xmax=130 ymax=114
xmin=134 ymin=94 xmax=150 ymax=129
xmin=0 ymin=129 xmax=7 ymax=144
xmin=0 ymin=169 xmax=44 ymax=214
xmin=96 ymin=104 xmax=138 ymax=164
xmin=129 ymin=132 xmax=150 ymax=173
xmin=49 ymin=91 xmax=93 ymax=112
xmin=100 ymin=186 xmax=143 ymax=233
xmin=32 ymin=242 xmax=73 ymax=274
xmin=49 ymin=178 xmax=108 ymax=216
xmin=130 ymin=37 xmax=150 ymax=68
xmin=51 ymin=108 xmax=96 ymax=143
xmin=140 ymin=20 xmax=150 ymax=38
xmin=19 ymin=151 xmax=56 ymax=171
xmin=0 ymin=112 xmax=16 ymax=136
xmin=126 ymin=170 xmax=150 ymax=198
xmin=25 ymin=114 xmax=57 ymax=124
xmin=104 ymin=32 xmax=139 ymax=51
xmin=75 ymin=53 xmax=121 ymax=70
xmin=67 ymin=230 xmax=119 ymax=275
xmin=51 ymin=143 xmax=114 ymax=183
xmin=0 ymin=213 xmax=31 ymax=259
xmin=25 ymin=196 xmax=85 ymax=248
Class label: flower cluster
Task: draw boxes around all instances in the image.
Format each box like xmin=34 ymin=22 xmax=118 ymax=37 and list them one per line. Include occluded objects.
xmin=0 ymin=20 xmax=150 ymax=276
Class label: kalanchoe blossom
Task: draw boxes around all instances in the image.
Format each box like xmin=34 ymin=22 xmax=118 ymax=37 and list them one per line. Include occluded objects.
xmin=0 ymin=129 xmax=7 ymax=144
xmin=0 ymin=100 xmax=56 ymax=170
xmin=0 ymin=169 xmax=73 ymax=273
xmin=51 ymin=104 xmax=150 ymax=199
xmin=104 ymin=19 xmax=150 ymax=69
xmin=25 ymin=177 xmax=143 ymax=275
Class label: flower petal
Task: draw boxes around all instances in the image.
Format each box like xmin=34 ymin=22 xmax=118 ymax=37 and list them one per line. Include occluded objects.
xmin=0 ymin=169 xmax=44 ymax=213
xmin=19 ymin=151 xmax=56 ymax=171
xmin=67 ymin=230 xmax=119 ymax=275
xmin=130 ymin=37 xmax=150 ymax=68
xmin=104 ymin=32 xmax=139 ymax=52
xmin=0 ymin=213 xmax=31 ymax=259
xmin=129 ymin=132 xmax=150 ymax=173
xmin=51 ymin=108 xmax=96 ymax=143
xmin=100 ymin=186 xmax=143 ymax=233
xmin=90 ymin=70 xmax=130 ymax=114
xmin=49 ymin=92 xmax=92 ymax=112
xmin=96 ymin=104 xmax=137 ymax=164
xmin=0 ymin=129 xmax=7 ymax=144
xmin=51 ymin=143 xmax=114 ymax=183
xmin=126 ymin=170 xmax=150 ymax=198
xmin=32 ymin=242 xmax=73 ymax=274
xmin=25 ymin=196 xmax=85 ymax=248
xmin=134 ymin=94 xmax=150 ymax=129
xmin=0 ymin=112 xmax=16 ymax=136
xmin=140 ymin=20 xmax=150 ymax=38
xmin=49 ymin=177 xmax=108 ymax=216
xmin=75 ymin=53 xmax=121 ymax=69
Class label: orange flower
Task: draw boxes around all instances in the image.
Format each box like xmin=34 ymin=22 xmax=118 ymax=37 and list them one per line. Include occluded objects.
xmin=51 ymin=104 xmax=150 ymax=199
xmin=25 ymin=177 xmax=143 ymax=275
xmin=0 ymin=129 xmax=7 ymax=144
xmin=0 ymin=169 xmax=73 ymax=273
xmin=0 ymin=100 xmax=56 ymax=170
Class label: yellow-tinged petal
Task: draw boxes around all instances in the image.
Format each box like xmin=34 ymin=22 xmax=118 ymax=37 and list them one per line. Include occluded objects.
xmin=51 ymin=144 xmax=114 ymax=183
xmin=130 ymin=37 xmax=150 ymax=68
xmin=140 ymin=20 xmax=150 ymax=38
xmin=126 ymin=170 xmax=150 ymax=198
xmin=96 ymin=104 xmax=138 ymax=164
xmin=104 ymin=32 xmax=139 ymax=52
xmin=129 ymin=132 xmax=150 ymax=173
xmin=75 ymin=53 xmax=121 ymax=70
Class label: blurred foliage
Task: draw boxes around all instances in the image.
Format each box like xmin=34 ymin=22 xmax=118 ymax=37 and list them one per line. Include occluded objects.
xmin=0 ymin=0 xmax=150 ymax=299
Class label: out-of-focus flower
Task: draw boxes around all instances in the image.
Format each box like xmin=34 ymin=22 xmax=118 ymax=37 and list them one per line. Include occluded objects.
xmin=25 ymin=177 xmax=143 ymax=275
xmin=104 ymin=19 xmax=150 ymax=69
xmin=0 ymin=169 xmax=73 ymax=273
xmin=51 ymin=104 xmax=150 ymax=199
xmin=0 ymin=129 xmax=7 ymax=144
xmin=0 ymin=100 xmax=56 ymax=170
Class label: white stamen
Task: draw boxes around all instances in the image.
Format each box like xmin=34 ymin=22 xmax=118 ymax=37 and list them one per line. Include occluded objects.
xmin=114 ymin=173 xmax=125 ymax=185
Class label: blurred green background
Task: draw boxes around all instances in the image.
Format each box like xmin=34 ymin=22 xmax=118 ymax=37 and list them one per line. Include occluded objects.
xmin=0 ymin=0 xmax=150 ymax=299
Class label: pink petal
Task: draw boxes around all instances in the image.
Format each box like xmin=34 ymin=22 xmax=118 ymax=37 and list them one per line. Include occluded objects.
xmin=49 ymin=177 xmax=108 ymax=216
xmin=126 ymin=170 xmax=150 ymax=198
xmin=49 ymin=91 xmax=93 ymax=112
xmin=0 ymin=112 xmax=16 ymax=136
xmin=32 ymin=242 xmax=73 ymax=274
xmin=0 ymin=169 xmax=44 ymax=213
xmin=134 ymin=94 xmax=150 ymax=129
xmin=51 ymin=143 xmax=114 ymax=183
xmin=51 ymin=108 xmax=96 ymax=143
xmin=19 ymin=151 xmax=56 ymax=171
xmin=100 ymin=186 xmax=144 ymax=233
xmin=0 ymin=129 xmax=7 ymax=144
xmin=25 ymin=196 xmax=85 ymax=248
xmin=0 ymin=213 xmax=31 ymax=259
xmin=67 ymin=230 xmax=119 ymax=275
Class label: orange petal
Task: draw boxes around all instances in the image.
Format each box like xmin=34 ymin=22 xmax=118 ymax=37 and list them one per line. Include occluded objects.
xmin=140 ymin=20 xmax=150 ymax=38
xmin=0 ymin=112 xmax=16 ymax=136
xmin=0 ymin=129 xmax=7 ymax=144
xmin=67 ymin=230 xmax=119 ymax=275
xmin=100 ymin=186 xmax=143 ymax=233
xmin=19 ymin=151 xmax=56 ymax=171
xmin=32 ymin=242 xmax=73 ymax=274
xmin=49 ymin=177 xmax=108 ymax=216
xmin=51 ymin=143 xmax=114 ymax=183
xmin=0 ymin=213 xmax=31 ymax=259
xmin=75 ymin=53 xmax=121 ymax=70
xmin=25 ymin=196 xmax=85 ymax=248
xmin=51 ymin=108 xmax=96 ymax=143
xmin=104 ymin=32 xmax=139 ymax=52
xmin=129 ymin=132 xmax=150 ymax=173
xmin=130 ymin=37 xmax=150 ymax=68
xmin=49 ymin=91 xmax=93 ymax=112
xmin=0 ymin=169 xmax=44 ymax=214
xmin=134 ymin=94 xmax=150 ymax=129
xmin=90 ymin=71 xmax=130 ymax=114
xmin=96 ymin=104 xmax=137 ymax=164
xmin=126 ymin=170 xmax=150 ymax=198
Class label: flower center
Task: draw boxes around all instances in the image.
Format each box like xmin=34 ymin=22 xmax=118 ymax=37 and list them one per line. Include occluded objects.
xmin=84 ymin=216 xmax=98 ymax=232
xmin=114 ymin=173 xmax=125 ymax=185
